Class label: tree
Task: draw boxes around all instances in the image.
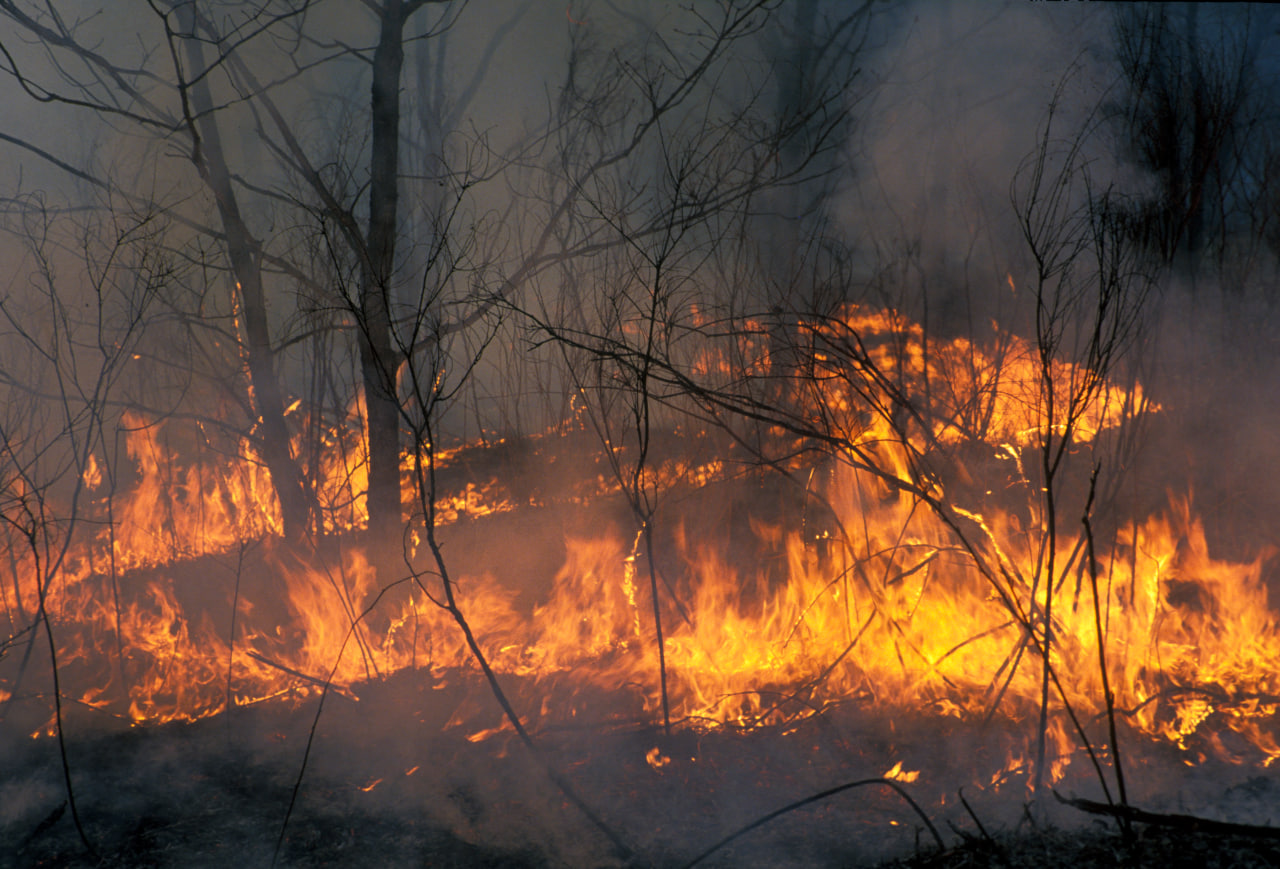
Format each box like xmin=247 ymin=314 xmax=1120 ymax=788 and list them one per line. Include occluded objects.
xmin=516 ymin=0 xmax=873 ymax=735
xmin=0 ymin=1 xmax=534 ymax=564
xmin=1 ymin=1 xmax=884 ymax=857
xmin=0 ymin=191 xmax=170 ymax=854
xmin=0 ymin=0 xmax=319 ymax=539
xmin=177 ymin=3 xmax=318 ymax=539
xmin=1108 ymin=4 xmax=1279 ymax=275
xmin=1011 ymin=95 xmax=1152 ymax=806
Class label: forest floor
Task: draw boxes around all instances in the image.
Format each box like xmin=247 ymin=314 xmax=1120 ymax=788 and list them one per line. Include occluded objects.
xmin=5 ymin=672 xmax=1280 ymax=868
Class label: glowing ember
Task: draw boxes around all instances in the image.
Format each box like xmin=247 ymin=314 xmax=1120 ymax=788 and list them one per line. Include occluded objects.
xmin=883 ymin=762 xmax=920 ymax=784
xmin=646 ymin=747 xmax=672 ymax=771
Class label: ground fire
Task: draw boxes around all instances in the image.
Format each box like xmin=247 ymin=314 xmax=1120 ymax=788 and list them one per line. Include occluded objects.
xmin=5 ymin=303 xmax=1276 ymax=799
xmin=6 ymin=4 xmax=1280 ymax=864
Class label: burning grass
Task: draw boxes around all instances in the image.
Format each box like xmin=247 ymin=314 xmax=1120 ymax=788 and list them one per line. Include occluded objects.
xmin=13 ymin=421 xmax=1280 ymax=772
xmin=4 ymin=305 xmax=1280 ymax=865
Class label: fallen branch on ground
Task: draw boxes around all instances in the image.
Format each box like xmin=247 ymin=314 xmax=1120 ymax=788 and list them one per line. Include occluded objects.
xmin=1056 ymin=791 xmax=1280 ymax=839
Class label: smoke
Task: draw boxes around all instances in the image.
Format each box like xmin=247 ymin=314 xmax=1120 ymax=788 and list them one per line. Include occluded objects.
xmin=6 ymin=3 xmax=1280 ymax=867
xmin=836 ymin=1 xmax=1280 ymax=556
xmin=839 ymin=3 xmax=1114 ymax=322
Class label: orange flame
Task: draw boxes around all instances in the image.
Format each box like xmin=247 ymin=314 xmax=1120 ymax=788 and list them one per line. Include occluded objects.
xmin=3 ymin=304 xmax=1274 ymax=792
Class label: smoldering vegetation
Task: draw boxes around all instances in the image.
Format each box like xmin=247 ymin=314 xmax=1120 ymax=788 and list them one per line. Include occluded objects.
xmin=3 ymin=1 xmax=1280 ymax=867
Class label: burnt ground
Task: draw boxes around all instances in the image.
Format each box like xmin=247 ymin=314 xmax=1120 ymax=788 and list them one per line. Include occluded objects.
xmin=886 ymin=826 xmax=1280 ymax=869
xmin=5 ymin=671 xmax=1280 ymax=869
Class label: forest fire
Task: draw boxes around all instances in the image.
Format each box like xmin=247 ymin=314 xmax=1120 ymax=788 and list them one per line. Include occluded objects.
xmin=6 ymin=2 xmax=1280 ymax=864
xmin=5 ymin=304 xmax=1276 ymax=797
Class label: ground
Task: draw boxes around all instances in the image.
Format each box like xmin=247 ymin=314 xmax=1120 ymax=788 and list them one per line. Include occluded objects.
xmin=5 ymin=681 xmax=1280 ymax=868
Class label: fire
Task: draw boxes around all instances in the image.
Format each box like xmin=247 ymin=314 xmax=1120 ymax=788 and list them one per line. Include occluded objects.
xmin=2 ymin=304 xmax=1275 ymax=792
xmin=883 ymin=761 xmax=920 ymax=783
xmin=646 ymin=746 xmax=672 ymax=771
xmin=798 ymin=306 xmax=1153 ymax=449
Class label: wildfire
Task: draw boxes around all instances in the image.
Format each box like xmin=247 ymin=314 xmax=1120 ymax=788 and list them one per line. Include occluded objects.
xmin=1 ymin=304 xmax=1275 ymax=793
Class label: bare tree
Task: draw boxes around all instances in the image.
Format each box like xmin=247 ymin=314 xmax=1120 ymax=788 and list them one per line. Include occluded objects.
xmin=1012 ymin=94 xmax=1153 ymax=807
xmin=0 ymin=0 xmax=319 ymax=538
xmin=1108 ymin=4 xmax=1279 ymax=276
xmin=0 ymin=192 xmax=170 ymax=854
xmin=514 ymin=0 xmax=874 ymax=736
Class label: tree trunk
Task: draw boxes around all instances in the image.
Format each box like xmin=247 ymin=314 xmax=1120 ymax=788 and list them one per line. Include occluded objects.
xmin=181 ymin=16 xmax=315 ymax=541
xmin=361 ymin=0 xmax=411 ymax=572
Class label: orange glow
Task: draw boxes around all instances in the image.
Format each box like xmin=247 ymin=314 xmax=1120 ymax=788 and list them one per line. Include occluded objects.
xmin=4 ymin=304 xmax=1276 ymax=793
xmin=883 ymin=761 xmax=920 ymax=783
xmin=646 ymin=747 xmax=672 ymax=771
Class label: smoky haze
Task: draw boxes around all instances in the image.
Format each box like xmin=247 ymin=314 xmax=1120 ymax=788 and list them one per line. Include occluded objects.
xmin=3 ymin=1 xmax=1280 ymax=867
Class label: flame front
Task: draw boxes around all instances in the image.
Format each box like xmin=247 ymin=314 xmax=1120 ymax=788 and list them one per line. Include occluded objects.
xmin=3 ymin=305 xmax=1275 ymax=789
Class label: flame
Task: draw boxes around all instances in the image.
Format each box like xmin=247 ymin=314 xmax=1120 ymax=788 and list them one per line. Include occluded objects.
xmin=81 ymin=453 xmax=102 ymax=491
xmin=3 ymin=303 xmax=1277 ymax=792
xmin=883 ymin=761 xmax=920 ymax=783
xmin=646 ymin=747 xmax=672 ymax=771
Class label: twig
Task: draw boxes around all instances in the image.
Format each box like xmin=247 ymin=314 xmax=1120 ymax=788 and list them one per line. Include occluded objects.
xmin=957 ymin=787 xmax=1001 ymax=855
xmin=680 ymin=777 xmax=944 ymax=868
xmin=270 ymin=573 xmax=413 ymax=867
xmin=15 ymin=800 xmax=66 ymax=856
xmin=1082 ymin=466 xmax=1130 ymax=834
xmin=225 ymin=540 xmax=250 ymax=723
xmin=245 ymin=650 xmax=345 ymax=694
xmin=410 ymin=435 xmax=635 ymax=862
